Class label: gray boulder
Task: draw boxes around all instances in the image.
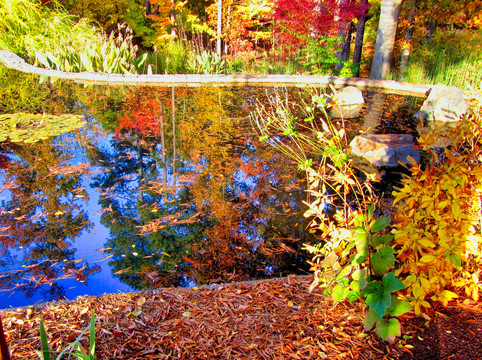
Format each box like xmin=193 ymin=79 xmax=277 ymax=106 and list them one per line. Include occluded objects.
xmin=329 ymin=86 xmax=365 ymax=119
xmin=349 ymin=134 xmax=420 ymax=167
xmin=414 ymin=84 xmax=468 ymax=123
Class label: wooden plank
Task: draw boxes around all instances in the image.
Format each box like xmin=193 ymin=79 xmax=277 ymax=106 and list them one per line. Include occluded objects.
xmin=0 ymin=50 xmax=431 ymax=96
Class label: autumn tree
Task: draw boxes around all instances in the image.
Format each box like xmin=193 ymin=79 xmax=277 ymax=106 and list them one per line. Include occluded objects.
xmin=54 ymin=0 xmax=155 ymax=45
xmin=206 ymin=0 xmax=273 ymax=57
xmin=273 ymin=0 xmax=367 ymax=74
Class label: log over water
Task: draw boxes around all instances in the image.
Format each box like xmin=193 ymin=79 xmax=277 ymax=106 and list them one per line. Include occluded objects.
xmin=0 ymin=50 xmax=431 ymax=97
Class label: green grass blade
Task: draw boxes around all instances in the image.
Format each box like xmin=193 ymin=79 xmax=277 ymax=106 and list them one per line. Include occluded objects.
xmin=89 ymin=311 xmax=95 ymax=359
xmin=39 ymin=320 xmax=51 ymax=360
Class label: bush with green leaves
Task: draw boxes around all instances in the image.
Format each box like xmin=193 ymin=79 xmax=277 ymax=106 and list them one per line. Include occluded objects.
xmin=252 ymin=88 xmax=412 ymax=341
xmin=188 ymin=50 xmax=225 ymax=74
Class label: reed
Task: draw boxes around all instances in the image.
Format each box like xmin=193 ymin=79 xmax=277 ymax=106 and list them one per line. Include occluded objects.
xmin=400 ymin=30 xmax=482 ymax=89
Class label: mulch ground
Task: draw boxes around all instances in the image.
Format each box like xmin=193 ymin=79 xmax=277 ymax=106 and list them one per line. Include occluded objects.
xmin=2 ymin=276 xmax=481 ymax=359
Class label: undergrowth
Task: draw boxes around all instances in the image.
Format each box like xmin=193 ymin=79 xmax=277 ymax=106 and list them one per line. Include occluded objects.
xmin=252 ymin=85 xmax=482 ymax=341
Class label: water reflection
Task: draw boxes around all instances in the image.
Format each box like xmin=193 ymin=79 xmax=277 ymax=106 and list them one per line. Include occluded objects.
xmin=0 ymin=136 xmax=99 ymax=301
xmin=0 ymin=76 xmax=315 ymax=307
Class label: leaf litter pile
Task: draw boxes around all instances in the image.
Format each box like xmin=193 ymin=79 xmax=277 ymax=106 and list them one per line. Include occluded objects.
xmin=3 ymin=276 xmax=482 ymax=359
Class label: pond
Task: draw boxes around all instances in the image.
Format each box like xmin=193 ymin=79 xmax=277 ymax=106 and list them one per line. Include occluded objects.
xmin=0 ymin=67 xmax=423 ymax=309
xmin=0 ymin=68 xmax=326 ymax=309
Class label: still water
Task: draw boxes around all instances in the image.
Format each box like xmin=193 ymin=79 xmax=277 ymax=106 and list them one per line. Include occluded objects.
xmin=0 ymin=69 xmax=317 ymax=308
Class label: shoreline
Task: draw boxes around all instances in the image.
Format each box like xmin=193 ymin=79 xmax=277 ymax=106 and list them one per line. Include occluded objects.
xmin=0 ymin=50 xmax=431 ymax=96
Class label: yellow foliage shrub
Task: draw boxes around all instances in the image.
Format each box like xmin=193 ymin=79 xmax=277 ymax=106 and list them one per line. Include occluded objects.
xmin=392 ymin=87 xmax=482 ymax=314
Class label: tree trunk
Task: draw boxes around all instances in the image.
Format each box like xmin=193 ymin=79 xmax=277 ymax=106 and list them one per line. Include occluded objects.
xmin=335 ymin=0 xmax=347 ymax=70
xmin=370 ymin=0 xmax=403 ymax=80
xmin=136 ymin=130 xmax=144 ymax=204
xmin=353 ymin=0 xmax=369 ymax=77
xmin=225 ymin=5 xmax=231 ymax=55
xmin=171 ymin=0 xmax=176 ymax=39
xmin=158 ymin=97 xmax=167 ymax=188
xmin=145 ymin=0 xmax=151 ymax=15
xmin=217 ymin=0 xmax=222 ymax=57
xmin=340 ymin=22 xmax=354 ymax=62
xmin=398 ymin=0 xmax=417 ymax=81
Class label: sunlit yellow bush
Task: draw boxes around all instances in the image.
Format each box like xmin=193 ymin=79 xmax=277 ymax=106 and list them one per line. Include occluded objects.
xmin=392 ymin=86 xmax=482 ymax=314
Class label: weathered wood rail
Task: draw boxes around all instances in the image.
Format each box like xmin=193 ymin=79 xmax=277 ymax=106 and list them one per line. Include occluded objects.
xmin=0 ymin=50 xmax=431 ymax=97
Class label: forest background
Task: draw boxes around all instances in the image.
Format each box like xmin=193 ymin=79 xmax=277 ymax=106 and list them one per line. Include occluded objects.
xmin=1 ymin=0 xmax=481 ymax=88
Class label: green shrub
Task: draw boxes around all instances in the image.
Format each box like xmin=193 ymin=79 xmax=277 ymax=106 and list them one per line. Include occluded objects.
xmin=0 ymin=0 xmax=146 ymax=74
xmin=145 ymin=40 xmax=191 ymax=74
xmin=188 ymin=50 xmax=225 ymax=74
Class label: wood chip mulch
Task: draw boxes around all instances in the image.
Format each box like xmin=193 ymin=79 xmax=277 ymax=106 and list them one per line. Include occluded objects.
xmin=2 ymin=275 xmax=481 ymax=359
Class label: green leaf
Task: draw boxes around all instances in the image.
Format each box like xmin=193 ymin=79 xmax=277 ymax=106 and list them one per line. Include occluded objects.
xmin=347 ymin=290 xmax=359 ymax=303
xmin=372 ymin=246 xmax=395 ymax=274
xmin=388 ymin=296 xmax=413 ymax=317
xmin=360 ymin=281 xmax=382 ymax=296
xmin=354 ymin=248 xmax=368 ymax=265
xmin=365 ymin=289 xmax=392 ymax=320
xmin=375 ymin=318 xmax=402 ymax=341
xmin=368 ymin=204 xmax=375 ymax=218
xmin=370 ymin=216 xmax=390 ymax=233
xmin=354 ymin=228 xmax=370 ymax=252
xmin=382 ymin=272 xmax=406 ymax=293
xmin=351 ymin=268 xmax=367 ymax=289
xmin=372 ymin=233 xmax=393 ymax=247
xmin=80 ymin=53 xmax=94 ymax=72
xmin=89 ymin=311 xmax=96 ymax=358
xmin=364 ymin=309 xmax=378 ymax=331
xmin=332 ymin=283 xmax=349 ymax=302
xmin=353 ymin=213 xmax=365 ymax=228
xmin=335 ymin=265 xmax=352 ymax=281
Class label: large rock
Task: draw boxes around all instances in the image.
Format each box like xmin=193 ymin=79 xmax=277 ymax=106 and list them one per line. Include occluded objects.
xmin=329 ymin=86 xmax=365 ymax=119
xmin=349 ymin=134 xmax=420 ymax=167
xmin=414 ymin=84 xmax=468 ymax=123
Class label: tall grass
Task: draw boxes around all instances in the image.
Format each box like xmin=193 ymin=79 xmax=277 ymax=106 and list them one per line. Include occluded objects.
xmin=144 ymin=40 xmax=191 ymax=74
xmin=400 ymin=30 xmax=482 ymax=89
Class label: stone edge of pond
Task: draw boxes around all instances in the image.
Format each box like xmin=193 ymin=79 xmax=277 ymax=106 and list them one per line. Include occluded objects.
xmin=0 ymin=50 xmax=431 ymax=97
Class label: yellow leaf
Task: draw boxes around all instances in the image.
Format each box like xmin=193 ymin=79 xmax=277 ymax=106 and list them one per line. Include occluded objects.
xmin=420 ymin=277 xmax=431 ymax=290
xmin=451 ymin=202 xmax=461 ymax=219
xmin=439 ymin=290 xmax=458 ymax=306
xmin=419 ymin=239 xmax=436 ymax=248
xmin=420 ymin=255 xmax=436 ymax=263
xmin=472 ymin=273 xmax=479 ymax=285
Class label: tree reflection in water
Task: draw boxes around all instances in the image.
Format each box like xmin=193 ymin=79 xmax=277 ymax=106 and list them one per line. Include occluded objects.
xmin=92 ymin=86 xmax=315 ymax=290
xmin=0 ymin=80 xmax=316 ymax=305
xmin=0 ymin=137 xmax=99 ymax=302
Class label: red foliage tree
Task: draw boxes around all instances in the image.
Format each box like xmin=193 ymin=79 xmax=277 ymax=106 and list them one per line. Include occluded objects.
xmin=273 ymin=0 xmax=368 ymax=47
